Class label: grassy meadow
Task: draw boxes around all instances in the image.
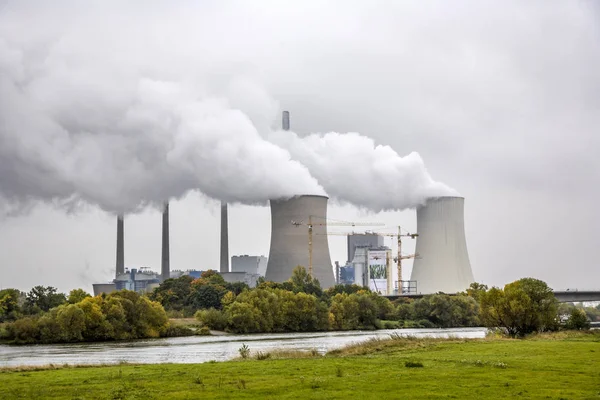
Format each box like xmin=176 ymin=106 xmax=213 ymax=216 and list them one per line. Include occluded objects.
xmin=1 ymin=331 xmax=599 ymax=399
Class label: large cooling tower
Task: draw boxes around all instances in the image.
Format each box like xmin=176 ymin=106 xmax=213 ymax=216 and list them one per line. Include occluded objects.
xmin=265 ymin=195 xmax=335 ymax=288
xmin=410 ymin=196 xmax=474 ymax=294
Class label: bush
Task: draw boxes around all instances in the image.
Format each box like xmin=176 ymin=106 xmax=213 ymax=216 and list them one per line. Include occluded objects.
xmin=405 ymin=361 xmax=424 ymax=368
xmin=161 ymin=324 xmax=194 ymax=338
xmin=564 ymin=308 xmax=590 ymax=330
xmin=195 ymin=308 xmax=229 ymax=331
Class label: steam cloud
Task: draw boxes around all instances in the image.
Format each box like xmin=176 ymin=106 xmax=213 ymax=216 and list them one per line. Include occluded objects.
xmin=269 ymin=131 xmax=458 ymax=212
xmin=0 ymin=2 xmax=454 ymax=215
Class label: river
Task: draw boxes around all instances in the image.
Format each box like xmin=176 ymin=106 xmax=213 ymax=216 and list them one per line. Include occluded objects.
xmin=0 ymin=327 xmax=487 ymax=367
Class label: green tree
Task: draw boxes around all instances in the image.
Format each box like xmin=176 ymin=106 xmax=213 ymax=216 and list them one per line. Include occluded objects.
xmin=564 ymin=308 xmax=590 ymax=330
xmin=24 ymin=286 xmax=66 ymax=314
xmin=465 ymin=282 xmax=488 ymax=302
xmin=288 ymin=266 xmax=323 ymax=297
xmin=479 ymin=278 xmax=558 ymax=337
xmin=0 ymin=288 xmax=22 ymax=322
xmin=68 ymin=289 xmax=91 ymax=304
xmin=188 ymin=284 xmax=226 ymax=310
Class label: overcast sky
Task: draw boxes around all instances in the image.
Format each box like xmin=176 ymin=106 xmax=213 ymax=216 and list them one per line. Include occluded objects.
xmin=1 ymin=1 xmax=598 ymax=293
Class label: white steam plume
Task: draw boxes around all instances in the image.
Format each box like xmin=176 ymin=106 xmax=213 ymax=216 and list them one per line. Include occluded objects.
xmin=269 ymin=130 xmax=458 ymax=212
xmin=0 ymin=3 xmax=324 ymax=214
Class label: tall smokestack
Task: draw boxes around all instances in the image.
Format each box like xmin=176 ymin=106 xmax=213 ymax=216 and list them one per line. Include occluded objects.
xmin=282 ymin=110 xmax=290 ymax=131
xmin=265 ymin=195 xmax=335 ymax=288
xmin=161 ymin=202 xmax=170 ymax=281
xmin=410 ymin=196 xmax=474 ymax=293
xmin=220 ymin=201 xmax=229 ymax=273
xmin=116 ymin=214 xmax=124 ymax=277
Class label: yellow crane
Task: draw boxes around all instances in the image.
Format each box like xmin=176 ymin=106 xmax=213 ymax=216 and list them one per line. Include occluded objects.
xmin=318 ymin=227 xmax=417 ymax=294
xmin=367 ymin=227 xmax=419 ymax=294
xmin=291 ymin=217 xmax=385 ymax=277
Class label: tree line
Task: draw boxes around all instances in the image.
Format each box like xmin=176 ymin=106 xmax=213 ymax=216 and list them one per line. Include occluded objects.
xmin=1 ymin=267 xmax=595 ymax=344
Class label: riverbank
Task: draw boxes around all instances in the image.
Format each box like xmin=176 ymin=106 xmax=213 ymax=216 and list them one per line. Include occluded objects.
xmin=1 ymin=331 xmax=598 ymax=399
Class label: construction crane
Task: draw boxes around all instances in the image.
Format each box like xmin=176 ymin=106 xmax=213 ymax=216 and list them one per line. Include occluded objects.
xmin=367 ymin=227 xmax=419 ymax=294
xmin=291 ymin=217 xmax=385 ymax=277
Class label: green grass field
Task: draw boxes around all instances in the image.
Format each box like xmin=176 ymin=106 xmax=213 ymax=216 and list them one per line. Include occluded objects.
xmin=1 ymin=331 xmax=599 ymax=399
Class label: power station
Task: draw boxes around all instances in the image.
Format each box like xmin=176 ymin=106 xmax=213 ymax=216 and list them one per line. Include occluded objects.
xmin=96 ymin=112 xmax=475 ymax=296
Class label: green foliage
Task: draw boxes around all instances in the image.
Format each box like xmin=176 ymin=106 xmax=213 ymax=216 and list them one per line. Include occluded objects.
xmin=0 ymin=288 xmax=22 ymax=322
xmin=329 ymin=292 xmax=379 ymax=330
xmin=67 ymin=289 xmax=91 ymax=304
xmin=238 ymin=343 xmax=250 ymax=359
xmin=287 ymin=266 xmax=323 ymax=297
xmin=24 ymin=286 xmax=66 ymax=314
xmin=479 ymin=278 xmax=559 ymax=337
xmin=195 ymin=308 xmax=229 ymax=331
xmin=411 ymin=294 xmax=480 ymax=328
xmin=325 ymin=284 xmax=367 ymax=297
xmin=464 ymin=282 xmax=488 ymax=303
xmin=224 ymin=288 xmax=329 ymax=333
xmin=405 ymin=360 xmax=424 ymax=368
xmin=563 ymin=308 xmax=590 ymax=330
xmin=188 ymin=284 xmax=227 ymax=310
xmin=4 ymin=290 xmax=169 ymax=344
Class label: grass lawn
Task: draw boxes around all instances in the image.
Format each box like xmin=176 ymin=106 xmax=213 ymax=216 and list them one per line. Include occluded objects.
xmin=1 ymin=331 xmax=599 ymax=399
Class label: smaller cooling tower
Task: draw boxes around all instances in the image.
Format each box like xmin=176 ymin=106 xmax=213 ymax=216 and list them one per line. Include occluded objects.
xmin=410 ymin=196 xmax=474 ymax=294
xmin=265 ymin=195 xmax=335 ymax=288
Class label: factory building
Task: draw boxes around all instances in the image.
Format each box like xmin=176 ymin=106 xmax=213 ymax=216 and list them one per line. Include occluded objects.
xmin=231 ymin=255 xmax=268 ymax=276
xmin=350 ymin=246 xmax=393 ymax=294
xmin=410 ymin=196 xmax=474 ymax=294
xmin=347 ymin=233 xmax=384 ymax=264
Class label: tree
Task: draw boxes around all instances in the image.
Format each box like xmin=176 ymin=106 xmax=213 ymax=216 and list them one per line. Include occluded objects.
xmin=564 ymin=308 xmax=590 ymax=330
xmin=188 ymin=284 xmax=226 ymax=310
xmin=24 ymin=286 xmax=66 ymax=314
xmin=288 ymin=266 xmax=323 ymax=297
xmin=479 ymin=278 xmax=558 ymax=337
xmin=0 ymin=289 xmax=22 ymax=322
xmin=465 ymin=282 xmax=488 ymax=302
xmin=68 ymin=289 xmax=91 ymax=304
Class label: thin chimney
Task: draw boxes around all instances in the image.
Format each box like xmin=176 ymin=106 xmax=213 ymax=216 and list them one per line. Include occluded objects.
xmin=220 ymin=201 xmax=229 ymax=273
xmin=116 ymin=215 xmax=124 ymax=277
xmin=282 ymin=110 xmax=290 ymax=131
xmin=161 ymin=202 xmax=170 ymax=281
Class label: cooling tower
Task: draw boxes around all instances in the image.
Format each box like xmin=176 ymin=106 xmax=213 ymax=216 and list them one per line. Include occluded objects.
xmin=220 ymin=201 xmax=229 ymax=273
xmin=265 ymin=195 xmax=335 ymax=288
xmin=410 ymin=196 xmax=474 ymax=294
xmin=115 ymin=214 xmax=124 ymax=277
xmin=161 ymin=202 xmax=170 ymax=281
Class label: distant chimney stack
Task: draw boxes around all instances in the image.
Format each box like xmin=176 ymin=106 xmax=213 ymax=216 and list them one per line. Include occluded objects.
xmin=161 ymin=202 xmax=170 ymax=281
xmin=220 ymin=201 xmax=229 ymax=273
xmin=282 ymin=111 xmax=290 ymax=131
xmin=116 ymin=215 xmax=124 ymax=277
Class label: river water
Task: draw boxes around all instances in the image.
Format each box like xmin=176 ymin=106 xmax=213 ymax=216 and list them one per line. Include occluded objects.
xmin=0 ymin=327 xmax=487 ymax=367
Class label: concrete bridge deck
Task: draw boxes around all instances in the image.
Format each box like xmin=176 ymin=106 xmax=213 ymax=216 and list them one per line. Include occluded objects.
xmin=384 ymin=290 xmax=600 ymax=303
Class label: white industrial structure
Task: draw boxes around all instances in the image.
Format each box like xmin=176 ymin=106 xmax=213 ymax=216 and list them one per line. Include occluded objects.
xmin=232 ymin=255 xmax=268 ymax=276
xmin=265 ymin=195 xmax=336 ymax=288
xmin=410 ymin=196 xmax=474 ymax=294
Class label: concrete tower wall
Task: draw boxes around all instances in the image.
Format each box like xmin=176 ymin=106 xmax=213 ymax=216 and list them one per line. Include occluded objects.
xmin=161 ymin=203 xmax=170 ymax=281
xmin=220 ymin=202 xmax=229 ymax=273
xmin=265 ymin=195 xmax=335 ymax=288
xmin=410 ymin=196 xmax=474 ymax=294
xmin=116 ymin=215 xmax=124 ymax=277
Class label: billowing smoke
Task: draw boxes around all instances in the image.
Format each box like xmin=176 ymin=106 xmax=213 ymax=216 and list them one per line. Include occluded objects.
xmin=0 ymin=2 xmax=453 ymax=215
xmin=269 ymin=130 xmax=457 ymax=212
xmin=0 ymin=2 xmax=324 ymax=214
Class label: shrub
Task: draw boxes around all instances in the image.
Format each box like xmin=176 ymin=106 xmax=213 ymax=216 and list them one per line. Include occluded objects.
xmin=405 ymin=361 xmax=424 ymax=368
xmin=563 ymin=308 xmax=590 ymax=330
xmin=238 ymin=343 xmax=250 ymax=359
xmin=195 ymin=308 xmax=228 ymax=331
xmin=161 ymin=324 xmax=194 ymax=337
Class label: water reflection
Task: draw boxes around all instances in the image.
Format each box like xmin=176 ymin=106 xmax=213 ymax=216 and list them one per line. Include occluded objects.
xmin=0 ymin=327 xmax=487 ymax=367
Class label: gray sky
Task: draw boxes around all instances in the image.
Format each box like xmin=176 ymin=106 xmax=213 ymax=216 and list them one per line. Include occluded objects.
xmin=1 ymin=1 xmax=599 ymax=293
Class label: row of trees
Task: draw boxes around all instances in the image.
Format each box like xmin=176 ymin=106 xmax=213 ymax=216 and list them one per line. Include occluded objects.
xmin=195 ymin=266 xmax=483 ymax=333
xmin=1 ymin=290 xmax=170 ymax=344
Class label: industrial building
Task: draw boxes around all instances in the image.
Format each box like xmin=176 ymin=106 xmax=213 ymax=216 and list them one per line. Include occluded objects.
xmin=231 ymin=255 xmax=268 ymax=276
xmin=347 ymin=233 xmax=384 ymax=265
xmin=265 ymin=195 xmax=336 ymax=288
xmin=410 ymin=196 xmax=474 ymax=294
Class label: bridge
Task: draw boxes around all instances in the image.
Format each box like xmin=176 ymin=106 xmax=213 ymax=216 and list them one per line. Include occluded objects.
xmin=384 ymin=290 xmax=600 ymax=303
